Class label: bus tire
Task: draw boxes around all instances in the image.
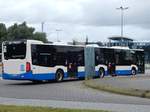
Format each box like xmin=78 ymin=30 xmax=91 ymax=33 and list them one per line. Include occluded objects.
xmin=131 ymin=68 xmax=136 ymax=75
xmin=31 ymin=80 xmax=43 ymax=83
xmin=56 ymin=69 xmax=64 ymax=82
xmin=99 ymin=68 xmax=105 ymax=78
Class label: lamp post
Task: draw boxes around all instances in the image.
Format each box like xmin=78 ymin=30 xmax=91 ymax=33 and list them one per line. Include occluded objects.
xmin=41 ymin=22 xmax=44 ymax=32
xmin=56 ymin=29 xmax=62 ymax=42
xmin=116 ymin=6 xmax=128 ymax=37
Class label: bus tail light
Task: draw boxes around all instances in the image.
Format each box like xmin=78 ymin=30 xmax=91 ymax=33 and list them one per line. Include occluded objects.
xmin=26 ymin=62 xmax=31 ymax=72
xmin=2 ymin=62 xmax=4 ymax=73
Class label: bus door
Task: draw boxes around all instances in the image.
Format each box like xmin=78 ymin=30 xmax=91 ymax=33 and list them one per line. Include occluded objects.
xmin=136 ymin=51 xmax=145 ymax=73
xmin=67 ymin=53 xmax=78 ymax=78
xmin=104 ymin=49 xmax=116 ymax=75
xmin=67 ymin=61 xmax=77 ymax=78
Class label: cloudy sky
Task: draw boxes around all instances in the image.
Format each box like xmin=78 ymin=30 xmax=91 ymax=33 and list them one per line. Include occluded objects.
xmin=0 ymin=0 xmax=150 ymax=42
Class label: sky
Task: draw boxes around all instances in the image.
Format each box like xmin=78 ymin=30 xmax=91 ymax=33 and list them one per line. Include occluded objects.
xmin=0 ymin=0 xmax=150 ymax=42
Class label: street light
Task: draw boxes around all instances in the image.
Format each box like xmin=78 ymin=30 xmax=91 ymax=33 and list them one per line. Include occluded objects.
xmin=116 ymin=6 xmax=129 ymax=37
xmin=41 ymin=22 xmax=45 ymax=32
xmin=56 ymin=29 xmax=62 ymax=42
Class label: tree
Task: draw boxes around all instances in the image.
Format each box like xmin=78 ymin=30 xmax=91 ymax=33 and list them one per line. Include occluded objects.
xmin=7 ymin=22 xmax=35 ymax=40
xmin=0 ymin=22 xmax=49 ymax=43
xmin=33 ymin=32 xmax=48 ymax=43
xmin=0 ymin=23 xmax=7 ymax=43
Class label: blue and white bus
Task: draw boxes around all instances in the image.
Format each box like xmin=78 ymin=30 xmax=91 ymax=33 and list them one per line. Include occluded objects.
xmin=0 ymin=53 xmax=2 ymax=77
xmin=2 ymin=40 xmax=145 ymax=82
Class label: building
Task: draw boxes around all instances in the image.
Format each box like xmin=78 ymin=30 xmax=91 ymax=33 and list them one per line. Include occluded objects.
xmin=105 ymin=36 xmax=150 ymax=64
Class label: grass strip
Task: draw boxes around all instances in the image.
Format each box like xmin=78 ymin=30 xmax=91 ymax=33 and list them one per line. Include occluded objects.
xmin=0 ymin=104 xmax=109 ymax=112
xmin=84 ymin=80 xmax=150 ymax=98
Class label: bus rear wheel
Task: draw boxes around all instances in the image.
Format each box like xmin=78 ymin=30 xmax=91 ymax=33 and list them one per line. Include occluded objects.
xmin=56 ymin=70 xmax=64 ymax=82
xmin=131 ymin=68 xmax=136 ymax=76
xmin=99 ymin=68 xmax=105 ymax=78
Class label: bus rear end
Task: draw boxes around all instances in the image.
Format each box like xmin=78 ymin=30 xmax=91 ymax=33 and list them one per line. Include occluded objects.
xmin=2 ymin=40 xmax=32 ymax=80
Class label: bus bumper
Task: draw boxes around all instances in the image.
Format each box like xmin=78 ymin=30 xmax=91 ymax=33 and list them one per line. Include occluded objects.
xmin=2 ymin=72 xmax=33 ymax=80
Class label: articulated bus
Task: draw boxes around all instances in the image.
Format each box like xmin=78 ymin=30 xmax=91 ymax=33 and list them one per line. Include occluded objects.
xmin=0 ymin=53 xmax=2 ymax=77
xmin=2 ymin=40 xmax=145 ymax=82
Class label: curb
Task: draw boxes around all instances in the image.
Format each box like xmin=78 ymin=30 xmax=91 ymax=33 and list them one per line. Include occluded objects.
xmin=0 ymin=97 xmax=150 ymax=112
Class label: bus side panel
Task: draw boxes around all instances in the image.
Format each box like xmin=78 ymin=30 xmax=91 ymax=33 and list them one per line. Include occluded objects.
xmin=77 ymin=66 xmax=85 ymax=78
xmin=115 ymin=66 xmax=131 ymax=75
xmin=32 ymin=65 xmax=68 ymax=80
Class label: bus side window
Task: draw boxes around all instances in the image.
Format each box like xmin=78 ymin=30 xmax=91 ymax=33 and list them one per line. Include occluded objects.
xmin=0 ymin=54 xmax=1 ymax=62
xmin=38 ymin=53 xmax=55 ymax=67
xmin=77 ymin=54 xmax=83 ymax=66
xmin=115 ymin=54 xmax=119 ymax=65
xmin=32 ymin=52 xmax=38 ymax=65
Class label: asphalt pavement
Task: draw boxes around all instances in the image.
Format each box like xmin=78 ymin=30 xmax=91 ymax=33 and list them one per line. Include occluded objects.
xmin=0 ymin=70 xmax=150 ymax=112
xmin=0 ymin=80 xmax=150 ymax=105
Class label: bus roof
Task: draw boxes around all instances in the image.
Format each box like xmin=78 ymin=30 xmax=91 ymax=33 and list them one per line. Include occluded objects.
xmin=3 ymin=39 xmax=43 ymax=45
xmin=3 ymin=39 xmax=144 ymax=51
xmin=33 ymin=43 xmax=144 ymax=51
